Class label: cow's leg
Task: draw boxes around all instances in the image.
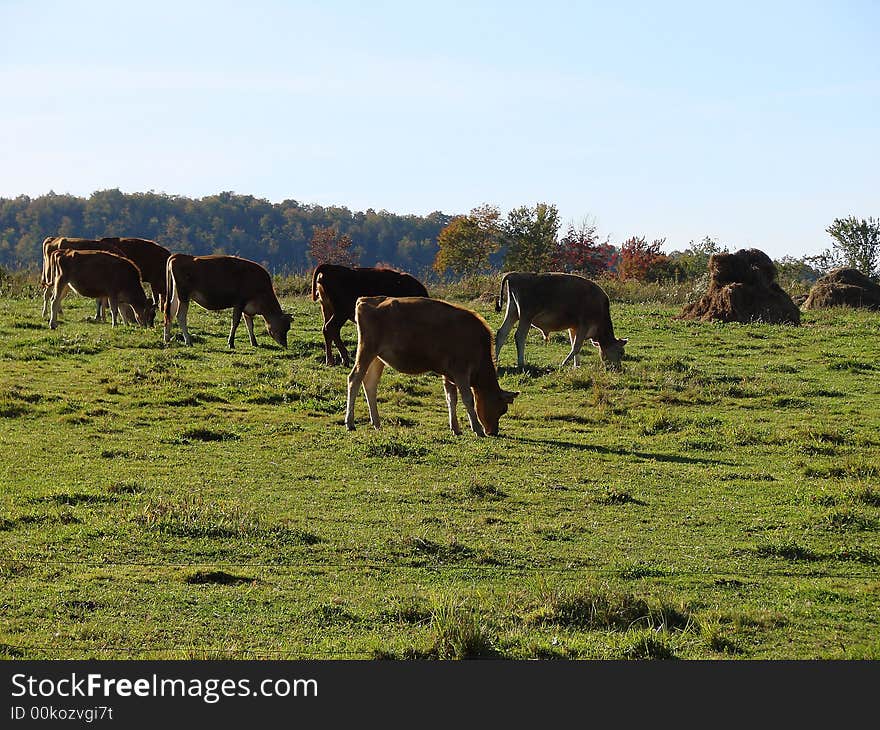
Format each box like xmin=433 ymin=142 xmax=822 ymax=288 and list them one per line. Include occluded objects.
xmin=228 ymin=306 xmax=242 ymax=349
xmin=322 ymin=315 xmax=345 ymax=366
xmin=443 ymin=377 xmax=462 ymax=435
xmin=454 ymin=374 xmax=485 ymax=437
xmin=108 ymin=297 xmax=120 ymax=328
xmin=177 ymin=298 xmax=192 ymax=346
xmin=48 ymin=277 xmax=69 ymax=329
xmin=41 ymin=286 xmax=51 ymax=318
xmin=513 ymin=319 xmax=531 ymax=369
xmin=324 ymin=316 xmax=350 ymax=367
xmin=243 ymin=314 xmax=258 ymax=347
xmin=361 ymin=358 xmax=385 ymax=429
xmin=94 ymin=299 xmax=103 ymax=322
xmin=345 ymin=350 xmax=377 ymax=431
xmin=494 ymin=297 xmax=519 ymax=364
xmin=561 ymin=328 xmax=586 ymax=368
xmin=163 ymin=289 xmax=179 ymax=343
xmin=117 ymin=303 xmax=137 ymax=325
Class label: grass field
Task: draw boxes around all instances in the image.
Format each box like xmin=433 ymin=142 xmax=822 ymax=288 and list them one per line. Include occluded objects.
xmin=1 ymin=287 xmax=879 ymax=659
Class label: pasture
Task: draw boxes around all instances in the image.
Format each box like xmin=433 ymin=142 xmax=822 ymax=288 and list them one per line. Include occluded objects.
xmin=1 ymin=286 xmax=878 ymax=659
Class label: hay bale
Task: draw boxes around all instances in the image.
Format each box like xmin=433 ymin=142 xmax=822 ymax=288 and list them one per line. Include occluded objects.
xmin=802 ymin=268 xmax=880 ymax=310
xmin=679 ymin=248 xmax=800 ymax=325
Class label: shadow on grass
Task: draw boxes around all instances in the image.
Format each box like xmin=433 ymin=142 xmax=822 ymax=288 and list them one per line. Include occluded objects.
xmin=506 ymin=435 xmax=735 ymax=465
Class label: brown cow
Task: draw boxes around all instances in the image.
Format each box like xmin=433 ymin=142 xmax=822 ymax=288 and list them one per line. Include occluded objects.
xmin=163 ymin=254 xmax=291 ymax=348
xmin=42 ymin=237 xmax=142 ymax=322
xmin=495 ymin=272 xmax=628 ymax=369
xmin=311 ymin=264 xmax=429 ymax=366
xmin=48 ymin=250 xmax=155 ymax=329
xmin=345 ymin=296 xmax=519 ymax=436
xmin=100 ymin=237 xmax=172 ymax=311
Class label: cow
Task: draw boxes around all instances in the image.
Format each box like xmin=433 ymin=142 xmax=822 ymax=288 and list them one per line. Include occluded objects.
xmin=311 ymin=264 xmax=429 ymax=366
xmin=47 ymin=250 xmax=155 ymax=329
xmin=344 ymin=296 xmax=519 ymax=436
xmin=41 ymin=237 xmax=134 ymax=322
xmin=100 ymin=237 xmax=172 ymax=312
xmin=494 ymin=272 xmax=628 ymax=369
xmin=163 ymin=254 xmax=292 ymax=348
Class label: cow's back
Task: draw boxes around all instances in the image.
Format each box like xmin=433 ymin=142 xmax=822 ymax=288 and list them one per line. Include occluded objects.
xmin=320 ymin=266 xmax=428 ymax=319
xmin=170 ymin=254 xmax=276 ymax=310
xmin=516 ymin=272 xmax=610 ymax=324
xmin=58 ymin=250 xmax=144 ymax=299
xmin=358 ymin=296 xmax=493 ymax=375
xmin=104 ymin=238 xmax=171 ymax=283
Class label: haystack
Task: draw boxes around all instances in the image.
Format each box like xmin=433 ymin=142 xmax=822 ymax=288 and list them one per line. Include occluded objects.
xmin=802 ymin=268 xmax=880 ymax=310
xmin=679 ymin=248 xmax=800 ymax=325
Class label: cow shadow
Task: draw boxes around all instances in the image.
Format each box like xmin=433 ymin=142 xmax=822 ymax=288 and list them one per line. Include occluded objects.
xmin=504 ymin=435 xmax=735 ymax=466
xmin=497 ymin=364 xmax=555 ymax=378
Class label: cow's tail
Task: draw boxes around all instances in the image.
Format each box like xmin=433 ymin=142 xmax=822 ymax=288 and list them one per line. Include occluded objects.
xmin=496 ymin=272 xmax=512 ymax=313
xmin=163 ymin=256 xmax=176 ymax=324
xmin=311 ymin=264 xmax=326 ymax=301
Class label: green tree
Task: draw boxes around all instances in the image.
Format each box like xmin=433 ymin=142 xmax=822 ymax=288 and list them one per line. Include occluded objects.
xmin=824 ymin=216 xmax=880 ymax=278
xmin=433 ymin=204 xmax=502 ymax=277
xmin=503 ymin=203 xmax=560 ymax=272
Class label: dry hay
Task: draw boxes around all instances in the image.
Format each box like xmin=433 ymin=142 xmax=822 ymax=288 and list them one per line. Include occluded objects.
xmin=802 ymin=268 xmax=880 ymax=311
xmin=679 ymin=248 xmax=800 ymax=325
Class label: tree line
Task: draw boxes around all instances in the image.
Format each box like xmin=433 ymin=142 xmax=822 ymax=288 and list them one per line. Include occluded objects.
xmin=0 ymin=189 xmax=452 ymax=275
xmin=2 ymin=190 xmax=876 ymax=282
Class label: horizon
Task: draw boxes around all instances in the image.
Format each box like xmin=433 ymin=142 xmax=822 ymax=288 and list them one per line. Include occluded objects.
xmin=3 ymin=1 xmax=878 ymax=259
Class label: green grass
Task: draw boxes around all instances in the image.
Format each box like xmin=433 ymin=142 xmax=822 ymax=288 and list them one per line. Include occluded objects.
xmin=1 ymin=291 xmax=879 ymax=659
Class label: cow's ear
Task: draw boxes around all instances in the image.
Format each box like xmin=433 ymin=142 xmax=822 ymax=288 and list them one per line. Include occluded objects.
xmin=502 ymin=390 xmax=519 ymax=403
xmin=619 ymin=338 xmax=629 ymax=346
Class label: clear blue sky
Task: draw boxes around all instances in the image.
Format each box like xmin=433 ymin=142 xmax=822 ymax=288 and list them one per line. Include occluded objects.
xmin=2 ymin=0 xmax=877 ymax=258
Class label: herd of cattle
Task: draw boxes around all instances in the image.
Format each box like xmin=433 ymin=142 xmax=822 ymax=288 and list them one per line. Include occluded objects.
xmin=39 ymin=236 xmax=629 ymax=436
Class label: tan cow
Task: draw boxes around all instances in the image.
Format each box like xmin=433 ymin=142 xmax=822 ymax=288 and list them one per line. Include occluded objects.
xmin=495 ymin=272 xmax=628 ymax=369
xmin=345 ymin=296 xmax=519 ymax=436
xmin=48 ymin=250 xmax=155 ymax=329
xmin=163 ymin=254 xmax=292 ymax=348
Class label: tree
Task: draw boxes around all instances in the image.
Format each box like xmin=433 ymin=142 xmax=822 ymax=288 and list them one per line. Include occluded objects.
xmin=617 ymin=236 xmax=668 ymax=281
xmin=433 ymin=204 xmax=502 ymax=277
xmin=665 ymin=235 xmax=727 ymax=281
xmin=823 ymin=216 xmax=880 ymax=278
xmin=309 ymin=225 xmax=358 ymax=266
xmin=503 ymin=202 xmax=560 ymax=271
xmin=552 ymin=218 xmax=617 ymax=276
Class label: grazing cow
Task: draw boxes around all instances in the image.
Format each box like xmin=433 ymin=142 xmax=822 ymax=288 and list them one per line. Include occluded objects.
xmin=41 ymin=237 xmax=133 ymax=321
xmin=48 ymin=250 xmax=155 ymax=329
xmin=495 ymin=272 xmax=628 ymax=369
xmin=100 ymin=237 xmax=172 ymax=311
xmin=311 ymin=264 xmax=429 ymax=366
xmin=163 ymin=254 xmax=291 ymax=348
xmin=345 ymin=296 xmax=519 ymax=436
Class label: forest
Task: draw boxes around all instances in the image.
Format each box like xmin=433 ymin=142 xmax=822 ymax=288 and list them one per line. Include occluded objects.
xmin=0 ymin=189 xmax=453 ymax=275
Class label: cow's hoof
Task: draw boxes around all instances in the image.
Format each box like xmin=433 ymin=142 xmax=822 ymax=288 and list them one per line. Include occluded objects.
xmin=345 ymin=423 xmax=355 ymax=432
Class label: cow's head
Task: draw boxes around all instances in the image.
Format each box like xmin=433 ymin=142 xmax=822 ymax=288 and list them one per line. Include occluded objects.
xmin=592 ymin=337 xmax=628 ymax=369
xmin=475 ymin=387 xmax=519 ymax=436
xmin=266 ymin=312 xmax=292 ymax=348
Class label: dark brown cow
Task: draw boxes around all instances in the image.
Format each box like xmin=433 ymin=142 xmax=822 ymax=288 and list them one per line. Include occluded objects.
xmin=48 ymin=250 xmax=155 ymax=329
xmin=495 ymin=272 xmax=628 ymax=369
xmin=163 ymin=254 xmax=291 ymax=348
xmin=311 ymin=264 xmax=429 ymax=366
xmin=100 ymin=237 xmax=172 ymax=311
xmin=345 ymin=296 xmax=518 ymax=436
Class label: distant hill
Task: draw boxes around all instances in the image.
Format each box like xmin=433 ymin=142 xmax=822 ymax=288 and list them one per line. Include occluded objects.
xmin=0 ymin=189 xmax=455 ymax=275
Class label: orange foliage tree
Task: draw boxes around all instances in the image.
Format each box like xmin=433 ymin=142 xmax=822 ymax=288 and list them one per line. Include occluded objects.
xmin=309 ymin=226 xmax=358 ymax=266
xmin=617 ymin=236 xmax=668 ymax=280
